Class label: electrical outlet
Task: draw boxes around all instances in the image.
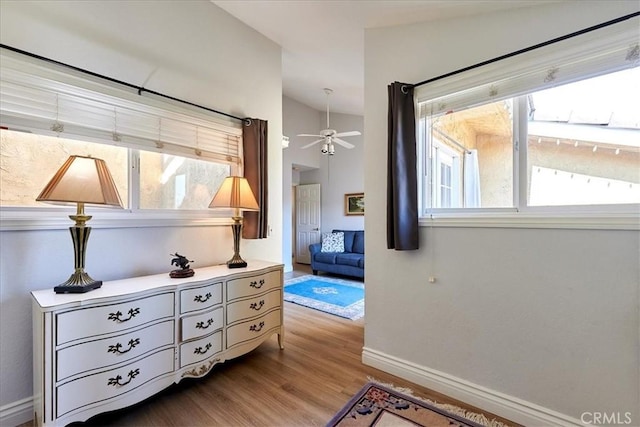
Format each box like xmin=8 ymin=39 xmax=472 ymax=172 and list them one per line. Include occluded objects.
xmin=428 ymin=276 xmax=436 ymax=283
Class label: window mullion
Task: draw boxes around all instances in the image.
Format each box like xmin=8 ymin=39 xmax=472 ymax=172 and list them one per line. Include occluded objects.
xmin=130 ymin=149 xmax=140 ymax=211
xmin=417 ymin=116 xmax=427 ymax=216
xmin=514 ymin=96 xmax=529 ymax=210
xmin=518 ymin=96 xmax=529 ymax=211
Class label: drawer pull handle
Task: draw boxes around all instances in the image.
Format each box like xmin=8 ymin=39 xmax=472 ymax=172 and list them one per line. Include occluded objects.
xmin=196 ymin=318 xmax=214 ymax=329
xmin=250 ymin=300 xmax=265 ymax=311
xmin=249 ymin=321 xmax=265 ymax=332
xmin=108 ymin=338 xmax=141 ymax=355
xmin=194 ymin=343 xmax=212 ymax=355
xmin=108 ymin=308 xmax=140 ymax=323
xmin=107 ymin=368 xmax=140 ymax=387
xmin=250 ymin=279 xmax=265 ymax=289
xmin=194 ymin=292 xmax=212 ymax=303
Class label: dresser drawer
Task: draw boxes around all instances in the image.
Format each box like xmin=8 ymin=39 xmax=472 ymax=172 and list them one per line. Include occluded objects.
xmin=181 ymin=306 xmax=223 ymax=341
xmin=180 ymin=282 xmax=222 ymax=314
xmin=179 ymin=330 xmax=222 ymax=368
xmin=56 ymin=293 xmax=175 ymax=345
xmin=57 ymin=320 xmax=175 ymax=381
xmin=226 ymin=309 xmax=281 ymax=349
xmin=226 ymin=270 xmax=281 ymax=301
xmin=227 ymin=289 xmax=281 ymax=324
xmin=56 ymin=348 xmax=174 ymax=417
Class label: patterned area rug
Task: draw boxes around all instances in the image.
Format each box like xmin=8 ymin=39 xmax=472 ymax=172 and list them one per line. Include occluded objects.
xmin=327 ymin=382 xmax=508 ymax=427
xmin=284 ymin=274 xmax=364 ymax=320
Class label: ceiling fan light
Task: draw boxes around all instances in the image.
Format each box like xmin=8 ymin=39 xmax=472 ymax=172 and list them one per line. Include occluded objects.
xmin=298 ymin=89 xmax=358 ymax=155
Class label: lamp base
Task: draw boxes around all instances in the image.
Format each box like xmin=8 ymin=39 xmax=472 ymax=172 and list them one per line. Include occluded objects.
xmin=54 ymin=281 xmax=102 ymax=293
xmin=227 ymin=218 xmax=248 ymax=269
xmin=227 ymin=257 xmax=248 ymax=269
xmin=54 ymin=271 xmax=102 ymax=294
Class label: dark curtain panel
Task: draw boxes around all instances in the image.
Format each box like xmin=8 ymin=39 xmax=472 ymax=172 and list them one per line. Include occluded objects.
xmin=387 ymin=82 xmax=419 ymax=250
xmin=242 ymin=118 xmax=268 ymax=239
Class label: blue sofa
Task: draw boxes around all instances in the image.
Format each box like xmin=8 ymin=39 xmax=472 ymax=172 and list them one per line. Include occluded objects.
xmin=309 ymin=230 xmax=364 ymax=279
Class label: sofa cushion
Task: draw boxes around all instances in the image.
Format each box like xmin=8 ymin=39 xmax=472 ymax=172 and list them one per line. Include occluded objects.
xmin=358 ymin=258 xmax=364 ymax=268
xmin=352 ymin=231 xmax=365 ymax=254
xmin=333 ymin=230 xmax=355 ymax=253
xmin=335 ymin=253 xmax=362 ymax=267
xmin=321 ymin=232 xmax=344 ymax=253
xmin=315 ymin=252 xmax=338 ymax=264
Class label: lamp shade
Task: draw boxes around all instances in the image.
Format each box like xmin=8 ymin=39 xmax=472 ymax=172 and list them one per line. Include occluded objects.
xmin=209 ymin=176 xmax=259 ymax=211
xmin=36 ymin=155 xmax=123 ymax=207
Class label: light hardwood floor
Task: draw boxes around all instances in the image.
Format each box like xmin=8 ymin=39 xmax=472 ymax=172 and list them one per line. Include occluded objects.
xmin=26 ymin=264 xmax=516 ymax=427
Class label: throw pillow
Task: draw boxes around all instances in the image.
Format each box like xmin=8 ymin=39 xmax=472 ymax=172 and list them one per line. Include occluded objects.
xmin=321 ymin=232 xmax=345 ymax=253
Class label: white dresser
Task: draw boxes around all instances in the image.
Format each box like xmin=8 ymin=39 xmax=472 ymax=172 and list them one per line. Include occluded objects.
xmin=31 ymin=261 xmax=283 ymax=427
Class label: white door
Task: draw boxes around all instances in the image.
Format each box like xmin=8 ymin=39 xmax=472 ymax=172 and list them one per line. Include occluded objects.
xmin=295 ymin=184 xmax=321 ymax=264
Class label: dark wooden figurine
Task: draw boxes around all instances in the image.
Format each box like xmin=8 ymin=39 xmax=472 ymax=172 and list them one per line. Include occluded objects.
xmin=169 ymin=253 xmax=195 ymax=278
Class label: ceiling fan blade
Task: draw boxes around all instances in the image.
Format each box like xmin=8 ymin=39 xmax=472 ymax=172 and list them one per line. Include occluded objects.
xmin=334 ymin=130 xmax=361 ymax=138
xmin=301 ymin=139 xmax=324 ymax=149
xmin=297 ymin=133 xmax=323 ymax=137
xmin=333 ymin=138 xmax=355 ymax=149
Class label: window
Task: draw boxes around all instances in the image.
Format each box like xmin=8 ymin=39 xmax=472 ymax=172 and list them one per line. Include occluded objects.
xmin=139 ymin=151 xmax=230 ymax=210
xmin=0 ymin=51 xmax=241 ymax=224
xmin=0 ymin=130 xmax=129 ymax=207
xmin=419 ymin=69 xmax=639 ymax=214
xmin=417 ymin=16 xmax=639 ymax=220
xmin=421 ymin=99 xmax=513 ymax=209
xmin=526 ymin=69 xmax=640 ymax=207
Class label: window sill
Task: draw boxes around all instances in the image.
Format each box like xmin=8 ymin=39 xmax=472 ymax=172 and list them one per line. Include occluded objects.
xmin=419 ymin=211 xmax=639 ymax=230
xmin=0 ymin=208 xmax=234 ymax=231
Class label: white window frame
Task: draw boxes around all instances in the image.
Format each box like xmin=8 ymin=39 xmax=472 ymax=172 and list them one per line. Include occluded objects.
xmin=431 ymin=141 xmax=461 ymax=209
xmin=0 ymin=51 xmax=244 ymax=231
xmin=415 ymin=15 xmax=640 ymax=231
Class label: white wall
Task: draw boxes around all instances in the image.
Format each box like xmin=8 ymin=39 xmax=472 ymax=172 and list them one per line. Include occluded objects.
xmin=283 ymin=95 xmax=323 ymax=172
xmin=0 ymin=1 xmax=282 ymax=425
xmin=301 ymin=112 xmax=365 ymax=233
xmin=364 ymin=2 xmax=639 ymax=425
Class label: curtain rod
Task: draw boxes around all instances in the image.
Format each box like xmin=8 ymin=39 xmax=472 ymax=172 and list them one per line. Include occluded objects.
xmin=0 ymin=44 xmax=248 ymax=124
xmin=412 ymin=11 xmax=640 ymax=89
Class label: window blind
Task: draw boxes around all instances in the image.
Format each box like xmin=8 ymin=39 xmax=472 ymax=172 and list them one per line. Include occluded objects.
xmin=0 ymin=53 xmax=242 ymax=164
xmin=417 ymin=15 xmax=639 ymax=117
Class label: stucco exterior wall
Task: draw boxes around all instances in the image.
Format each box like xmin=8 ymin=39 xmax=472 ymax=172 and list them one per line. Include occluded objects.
xmin=476 ymin=134 xmax=513 ymax=207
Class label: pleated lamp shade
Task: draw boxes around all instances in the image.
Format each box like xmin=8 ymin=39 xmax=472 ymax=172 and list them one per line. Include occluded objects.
xmin=36 ymin=155 xmax=122 ymax=207
xmin=209 ymin=176 xmax=259 ymax=211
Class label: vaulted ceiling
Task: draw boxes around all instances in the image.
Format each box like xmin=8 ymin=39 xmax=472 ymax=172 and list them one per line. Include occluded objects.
xmin=213 ymin=0 xmax=562 ymax=116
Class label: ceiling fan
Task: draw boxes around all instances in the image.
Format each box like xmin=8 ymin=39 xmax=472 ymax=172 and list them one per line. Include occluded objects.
xmin=297 ymin=88 xmax=361 ymax=155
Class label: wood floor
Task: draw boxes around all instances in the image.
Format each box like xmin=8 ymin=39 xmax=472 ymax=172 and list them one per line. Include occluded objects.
xmin=29 ymin=264 xmax=516 ymax=427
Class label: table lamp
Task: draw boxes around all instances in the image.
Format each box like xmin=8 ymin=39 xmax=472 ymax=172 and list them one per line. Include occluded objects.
xmin=209 ymin=176 xmax=259 ymax=268
xmin=37 ymin=155 xmax=123 ymax=293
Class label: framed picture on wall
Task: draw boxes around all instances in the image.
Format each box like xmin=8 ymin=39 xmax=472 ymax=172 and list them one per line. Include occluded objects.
xmin=345 ymin=193 xmax=364 ymax=216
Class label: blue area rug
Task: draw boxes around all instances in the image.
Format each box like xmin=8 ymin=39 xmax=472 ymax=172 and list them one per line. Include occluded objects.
xmin=284 ymin=275 xmax=364 ymax=320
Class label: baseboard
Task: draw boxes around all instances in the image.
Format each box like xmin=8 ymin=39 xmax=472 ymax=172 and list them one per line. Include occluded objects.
xmin=0 ymin=396 xmax=33 ymax=427
xmin=362 ymin=347 xmax=583 ymax=427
